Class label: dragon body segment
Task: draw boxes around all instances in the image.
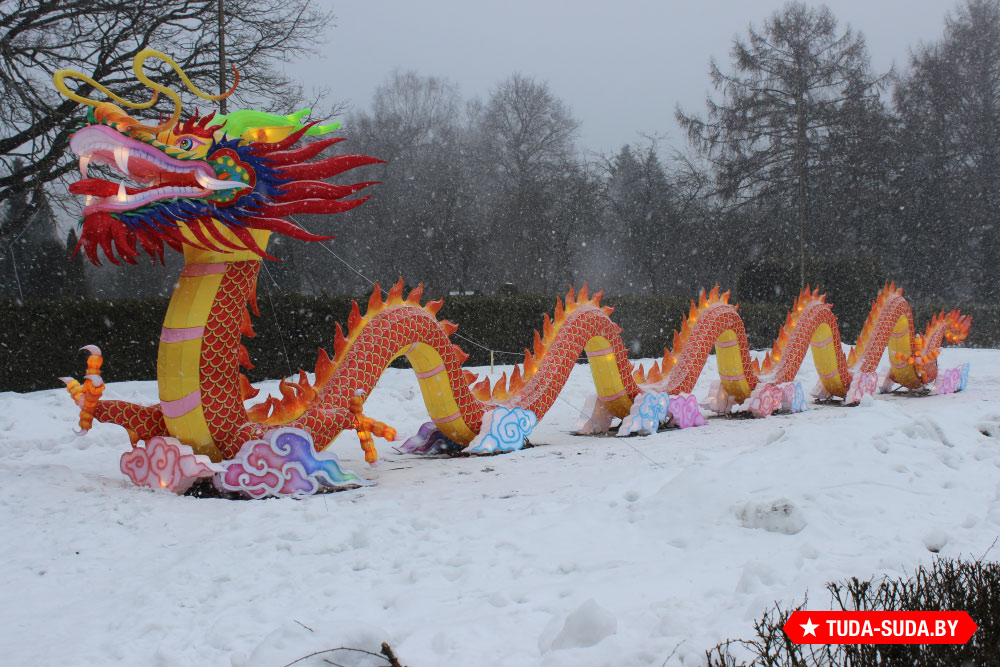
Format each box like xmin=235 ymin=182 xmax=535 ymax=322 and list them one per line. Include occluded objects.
xmin=53 ymin=51 xmax=972 ymax=488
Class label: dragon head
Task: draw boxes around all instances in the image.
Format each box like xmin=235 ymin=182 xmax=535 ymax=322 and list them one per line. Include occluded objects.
xmin=54 ymin=50 xmax=382 ymax=265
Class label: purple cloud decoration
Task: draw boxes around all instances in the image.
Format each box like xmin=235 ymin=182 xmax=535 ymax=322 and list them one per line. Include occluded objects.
xmin=669 ymin=393 xmax=707 ymax=428
xmin=933 ymin=363 xmax=970 ymax=395
xmin=398 ymin=422 xmax=465 ymax=456
xmin=120 ymin=436 xmax=221 ymax=493
xmin=846 ymin=371 xmax=878 ymax=404
xmin=216 ymin=427 xmax=372 ymax=498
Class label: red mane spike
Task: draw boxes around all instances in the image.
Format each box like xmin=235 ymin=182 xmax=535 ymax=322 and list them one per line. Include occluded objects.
xmin=202 ymin=219 xmax=250 ymax=252
xmin=271 ymin=181 xmax=378 ymax=203
xmin=177 ymin=109 xmax=223 ymax=138
xmin=275 ymin=154 xmax=385 ymax=181
xmin=243 ymin=216 xmax=336 ymax=243
xmin=228 ymin=226 xmax=277 ymax=261
xmin=260 ymin=138 xmax=346 ymax=165
xmin=257 ymin=196 xmax=370 ymax=218
xmin=184 ymin=220 xmax=225 ymax=252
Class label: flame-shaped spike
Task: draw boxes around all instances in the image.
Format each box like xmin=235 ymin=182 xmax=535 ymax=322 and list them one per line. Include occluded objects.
xmin=721 ymin=289 xmax=730 ymax=304
xmin=680 ymin=315 xmax=693 ymax=340
xmin=315 ymin=347 xmax=335 ymax=384
xmin=238 ymin=344 xmax=254 ymax=370
xmin=492 ymin=372 xmax=509 ymax=400
xmin=566 ymin=285 xmax=576 ymax=305
xmin=592 ymin=288 xmax=603 ymax=307
xmin=688 ymin=302 xmax=699 ymax=321
xmin=751 ymin=357 xmax=761 ymax=375
xmin=533 ymin=330 xmax=545 ymax=359
xmin=239 ymin=373 xmax=260 ymax=401
xmin=543 ymin=314 xmax=554 ymax=341
xmin=277 ymin=378 xmax=296 ymax=401
xmin=508 ymin=365 xmax=524 ymax=394
xmin=471 ymin=376 xmax=492 ymax=401
xmin=848 ymin=348 xmax=858 ymax=367
xmin=246 ymin=401 xmax=273 ymax=423
xmin=554 ymin=298 xmax=565 ymax=325
xmin=387 ymin=278 xmax=405 ymax=305
xmin=463 ymin=370 xmax=479 ymax=386
xmin=425 ymin=298 xmax=443 ymax=317
xmin=672 ymin=330 xmax=684 ymax=355
xmin=709 ymin=284 xmax=720 ymax=302
xmin=523 ymin=349 xmax=537 ymax=376
xmin=332 ymin=323 xmax=349 ymax=361
xmin=761 ymin=354 xmax=773 ymax=373
xmin=453 ymin=345 xmax=469 ymax=363
xmin=347 ymin=301 xmax=363 ymax=333
xmin=367 ymin=282 xmax=384 ymax=314
xmin=241 ymin=308 xmax=256 ymax=338
xmin=647 ymin=363 xmax=664 ymax=384
xmin=578 ymin=283 xmax=589 ymax=303
xmin=698 ymin=289 xmax=709 ymax=310
xmin=633 ymin=363 xmax=646 ymax=384
xmin=406 ymin=283 xmax=424 ymax=305
xmin=441 ymin=320 xmax=459 ymax=337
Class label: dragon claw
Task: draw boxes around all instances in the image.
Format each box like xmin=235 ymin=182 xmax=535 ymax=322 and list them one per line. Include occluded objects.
xmin=62 ymin=345 xmax=106 ymax=434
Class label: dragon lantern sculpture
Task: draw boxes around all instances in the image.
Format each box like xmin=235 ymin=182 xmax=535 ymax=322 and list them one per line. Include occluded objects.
xmin=53 ymin=50 xmax=971 ymax=496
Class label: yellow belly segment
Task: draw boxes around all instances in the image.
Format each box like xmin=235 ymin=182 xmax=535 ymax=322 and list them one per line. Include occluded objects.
xmin=585 ymin=335 xmax=632 ymax=417
xmin=405 ymin=342 xmax=478 ymax=443
xmin=888 ymin=315 xmax=920 ymax=387
xmin=716 ymin=328 xmax=751 ymax=401
xmin=810 ymin=322 xmax=846 ymax=396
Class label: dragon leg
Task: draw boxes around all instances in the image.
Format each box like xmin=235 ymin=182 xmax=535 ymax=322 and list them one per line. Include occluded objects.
xmin=93 ymin=401 xmax=168 ymax=445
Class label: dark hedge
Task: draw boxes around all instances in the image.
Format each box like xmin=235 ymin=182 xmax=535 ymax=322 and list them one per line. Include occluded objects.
xmin=1 ymin=293 xmax=994 ymax=393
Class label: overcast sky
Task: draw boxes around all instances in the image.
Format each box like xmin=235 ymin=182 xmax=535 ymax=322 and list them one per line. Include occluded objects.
xmin=293 ymin=0 xmax=957 ymax=155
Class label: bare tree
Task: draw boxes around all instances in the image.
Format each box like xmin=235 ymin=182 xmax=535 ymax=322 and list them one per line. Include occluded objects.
xmin=0 ymin=0 xmax=334 ymax=250
xmin=477 ymin=74 xmax=581 ymax=291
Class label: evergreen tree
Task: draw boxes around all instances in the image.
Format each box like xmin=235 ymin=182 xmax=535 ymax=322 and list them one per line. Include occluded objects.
xmin=676 ymin=2 xmax=889 ymax=288
xmin=894 ymin=0 xmax=1000 ymax=300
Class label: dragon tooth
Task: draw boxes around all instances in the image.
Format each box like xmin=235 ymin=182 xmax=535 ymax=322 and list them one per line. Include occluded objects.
xmin=79 ymin=154 xmax=91 ymax=178
xmin=113 ymin=145 xmax=130 ymax=174
xmin=195 ymin=172 xmax=250 ymax=191
xmin=117 ymin=182 xmax=126 ymax=201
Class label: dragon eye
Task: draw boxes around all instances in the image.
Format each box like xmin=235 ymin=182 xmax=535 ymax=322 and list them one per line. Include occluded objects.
xmin=175 ymin=137 xmax=202 ymax=151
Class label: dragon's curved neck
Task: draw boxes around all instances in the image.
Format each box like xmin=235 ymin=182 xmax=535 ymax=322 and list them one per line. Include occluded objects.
xmin=156 ymin=223 xmax=269 ymax=460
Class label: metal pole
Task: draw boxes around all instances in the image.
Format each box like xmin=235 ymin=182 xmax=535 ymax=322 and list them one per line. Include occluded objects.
xmin=218 ymin=0 xmax=227 ymax=114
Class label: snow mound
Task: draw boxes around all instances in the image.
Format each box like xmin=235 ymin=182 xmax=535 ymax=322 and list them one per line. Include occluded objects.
xmin=546 ymin=599 xmax=618 ymax=651
xmin=737 ymin=498 xmax=806 ymax=535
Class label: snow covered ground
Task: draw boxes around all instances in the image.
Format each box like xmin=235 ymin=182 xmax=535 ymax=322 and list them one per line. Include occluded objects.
xmin=1 ymin=347 xmax=998 ymax=666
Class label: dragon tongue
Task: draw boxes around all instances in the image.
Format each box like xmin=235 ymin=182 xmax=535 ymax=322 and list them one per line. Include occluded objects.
xmin=69 ymin=178 xmax=121 ymax=197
